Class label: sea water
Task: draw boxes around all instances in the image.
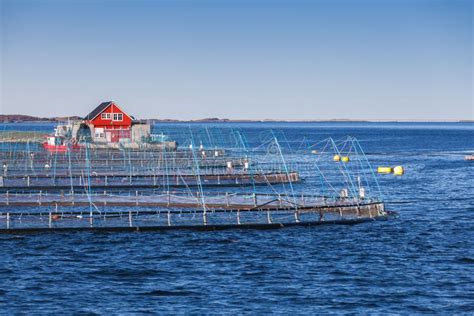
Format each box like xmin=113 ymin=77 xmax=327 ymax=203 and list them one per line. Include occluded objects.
xmin=0 ymin=122 xmax=473 ymax=313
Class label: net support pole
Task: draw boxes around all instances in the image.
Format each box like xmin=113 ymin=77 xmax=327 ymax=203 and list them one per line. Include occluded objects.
xmin=294 ymin=210 xmax=300 ymax=223
xmin=203 ymin=208 xmax=208 ymax=225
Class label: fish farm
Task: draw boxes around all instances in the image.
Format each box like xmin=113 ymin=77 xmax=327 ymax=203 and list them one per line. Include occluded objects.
xmin=0 ymin=120 xmax=392 ymax=233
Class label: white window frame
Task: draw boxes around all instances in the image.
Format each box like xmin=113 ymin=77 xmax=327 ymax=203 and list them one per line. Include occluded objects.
xmin=113 ymin=113 xmax=123 ymax=121
xmin=101 ymin=113 xmax=111 ymax=120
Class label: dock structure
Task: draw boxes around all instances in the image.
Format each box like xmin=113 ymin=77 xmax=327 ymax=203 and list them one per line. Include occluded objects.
xmin=0 ymin=171 xmax=300 ymax=190
xmin=0 ymin=123 xmax=389 ymax=233
xmin=0 ymin=198 xmax=387 ymax=233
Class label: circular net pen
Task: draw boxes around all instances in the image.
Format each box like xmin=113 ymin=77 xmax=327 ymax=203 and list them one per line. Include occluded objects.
xmin=0 ymin=126 xmax=396 ymax=233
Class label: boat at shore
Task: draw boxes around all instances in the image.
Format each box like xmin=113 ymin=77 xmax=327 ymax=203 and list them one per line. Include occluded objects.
xmin=43 ymin=135 xmax=83 ymax=152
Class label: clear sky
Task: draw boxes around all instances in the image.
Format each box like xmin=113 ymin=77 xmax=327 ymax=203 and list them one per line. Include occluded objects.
xmin=1 ymin=0 xmax=472 ymax=120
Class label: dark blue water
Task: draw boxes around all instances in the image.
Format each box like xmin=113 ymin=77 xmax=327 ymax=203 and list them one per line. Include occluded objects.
xmin=1 ymin=122 xmax=473 ymax=313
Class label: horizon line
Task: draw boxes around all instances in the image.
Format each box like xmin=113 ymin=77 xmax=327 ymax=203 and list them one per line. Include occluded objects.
xmin=0 ymin=114 xmax=473 ymax=124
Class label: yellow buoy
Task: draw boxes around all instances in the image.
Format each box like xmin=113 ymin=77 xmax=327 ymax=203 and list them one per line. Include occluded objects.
xmin=393 ymin=166 xmax=404 ymax=176
xmin=377 ymin=167 xmax=393 ymax=174
xmin=333 ymin=155 xmax=341 ymax=162
xmin=341 ymin=156 xmax=350 ymax=163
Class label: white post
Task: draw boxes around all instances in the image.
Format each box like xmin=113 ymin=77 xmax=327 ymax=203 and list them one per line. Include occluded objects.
xmin=203 ymin=210 xmax=208 ymax=225
xmin=294 ymin=211 xmax=300 ymax=223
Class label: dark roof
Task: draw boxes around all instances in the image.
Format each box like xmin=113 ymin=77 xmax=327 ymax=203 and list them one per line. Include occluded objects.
xmin=84 ymin=101 xmax=113 ymax=120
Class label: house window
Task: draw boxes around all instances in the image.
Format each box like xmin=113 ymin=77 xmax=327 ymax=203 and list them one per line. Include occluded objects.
xmin=94 ymin=128 xmax=105 ymax=139
xmin=113 ymin=113 xmax=123 ymax=121
xmin=101 ymin=113 xmax=111 ymax=120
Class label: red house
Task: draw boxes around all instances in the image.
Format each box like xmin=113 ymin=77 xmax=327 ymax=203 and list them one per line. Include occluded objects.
xmin=84 ymin=101 xmax=134 ymax=143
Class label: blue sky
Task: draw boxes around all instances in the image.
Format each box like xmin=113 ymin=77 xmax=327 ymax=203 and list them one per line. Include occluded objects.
xmin=1 ymin=0 xmax=472 ymax=120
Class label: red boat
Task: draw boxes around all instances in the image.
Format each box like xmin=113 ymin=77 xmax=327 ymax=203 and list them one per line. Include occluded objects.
xmin=43 ymin=135 xmax=83 ymax=153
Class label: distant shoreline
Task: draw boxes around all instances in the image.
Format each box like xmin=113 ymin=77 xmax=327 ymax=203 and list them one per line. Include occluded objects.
xmin=0 ymin=114 xmax=472 ymax=124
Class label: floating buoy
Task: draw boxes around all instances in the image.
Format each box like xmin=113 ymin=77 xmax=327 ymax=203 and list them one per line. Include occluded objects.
xmin=333 ymin=155 xmax=341 ymax=162
xmin=311 ymin=150 xmax=318 ymax=154
xmin=341 ymin=156 xmax=350 ymax=163
xmin=377 ymin=167 xmax=393 ymax=174
xmin=393 ymin=166 xmax=404 ymax=176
